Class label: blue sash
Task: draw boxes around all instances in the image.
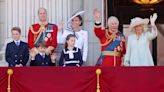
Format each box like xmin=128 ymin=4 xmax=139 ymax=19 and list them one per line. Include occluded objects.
xmin=34 ymin=24 xmax=53 ymax=47
xmin=97 ymin=32 xmax=125 ymax=65
xmin=97 ymin=40 xmax=121 ymax=66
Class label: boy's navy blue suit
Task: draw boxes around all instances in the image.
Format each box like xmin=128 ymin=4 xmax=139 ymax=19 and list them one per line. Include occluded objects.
xmin=5 ymin=41 xmax=29 ymax=67
xmin=30 ymin=54 xmax=55 ymax=66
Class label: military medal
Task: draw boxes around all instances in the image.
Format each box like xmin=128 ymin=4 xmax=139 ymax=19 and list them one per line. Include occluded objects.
xmin=44 ymin=37 xmax=48 ymax=42
xmin=47 ymin=33 xmax=51 ymax=38
xmin=117 ymin=46 xmax=121 ymax=51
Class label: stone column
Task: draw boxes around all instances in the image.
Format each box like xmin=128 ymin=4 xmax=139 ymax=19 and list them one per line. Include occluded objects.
xmin=83 ymin=0 xmax=102 ymax=65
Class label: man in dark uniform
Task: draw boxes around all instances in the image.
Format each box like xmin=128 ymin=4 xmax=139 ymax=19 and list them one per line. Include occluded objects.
xmin=5 ymin=27 xmax=29 ymax=67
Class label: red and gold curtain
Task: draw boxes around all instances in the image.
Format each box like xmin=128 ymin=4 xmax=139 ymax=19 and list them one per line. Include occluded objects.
xmin=1 ymin=66 xmax=164 ymax=92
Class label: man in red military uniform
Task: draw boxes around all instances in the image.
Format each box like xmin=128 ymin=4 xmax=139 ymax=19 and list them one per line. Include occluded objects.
xmin=28 ymin=7 xmax=58 ymax=56
xmin=93 ymin=9 xmax=126 ymax=67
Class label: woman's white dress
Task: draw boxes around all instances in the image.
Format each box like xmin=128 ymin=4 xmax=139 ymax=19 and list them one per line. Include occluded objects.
xmin=125 ymin=28 xmax=158 ymax=66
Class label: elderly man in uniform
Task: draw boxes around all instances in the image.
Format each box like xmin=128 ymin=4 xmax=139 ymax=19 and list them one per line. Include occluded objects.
xmin=28 ymin=7 xmax=58 ymax=59
xmin=5 ymin=27 xmax=29 ymax=67
xmin=93 ymin=9 xmax=126 ymax=66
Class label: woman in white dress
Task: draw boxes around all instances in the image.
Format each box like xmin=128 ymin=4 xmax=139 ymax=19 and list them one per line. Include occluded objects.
xmin=58 ymin=14 xmax=88 ymax=63
xmin=124 ymin=13 xmax=158 ymax=66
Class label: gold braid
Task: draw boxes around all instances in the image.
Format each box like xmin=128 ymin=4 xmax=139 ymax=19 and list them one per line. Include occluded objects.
xmin=30 ymin=21 xmax=48 ymax=41
xmin=101 ymin=29 xmax=117 ymax=46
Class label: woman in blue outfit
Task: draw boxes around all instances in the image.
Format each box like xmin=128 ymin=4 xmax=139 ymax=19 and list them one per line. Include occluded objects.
xmin=124 ymin=13 xmax=158 ymax=66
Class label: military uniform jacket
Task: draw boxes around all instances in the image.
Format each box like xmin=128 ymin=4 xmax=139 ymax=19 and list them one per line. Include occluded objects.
xmin=94 ymin=23 xmax=126 ymax=66
xmin=5 ymin=41 xmax=29 ymax=67
xmin=28 ymin=23 xmax=58 ymax=49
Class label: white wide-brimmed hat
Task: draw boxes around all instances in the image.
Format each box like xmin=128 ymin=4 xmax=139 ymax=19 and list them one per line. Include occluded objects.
xmin=64 ymin=11 xmax=85 ymax=32
xmin=129 ymin=17 xmax=149 ymax=31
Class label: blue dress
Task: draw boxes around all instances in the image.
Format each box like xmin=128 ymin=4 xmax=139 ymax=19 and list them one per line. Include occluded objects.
xmin=59 ymin=47 xmax=83 ymax=66
xmin=125 ymin=28 xmax=158 ymax=66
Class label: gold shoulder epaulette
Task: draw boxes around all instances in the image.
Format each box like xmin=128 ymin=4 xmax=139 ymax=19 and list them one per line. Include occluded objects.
xmin=30 ymin=25 xmax=42 ymax=35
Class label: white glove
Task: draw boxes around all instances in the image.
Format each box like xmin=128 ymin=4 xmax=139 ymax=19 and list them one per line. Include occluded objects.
xmin=150 ymin=13 xmax=158 ymax=26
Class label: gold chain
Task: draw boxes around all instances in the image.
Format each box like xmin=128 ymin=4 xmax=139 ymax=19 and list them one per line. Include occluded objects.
xmin=30 ymin=21 xmax=48 ymax=35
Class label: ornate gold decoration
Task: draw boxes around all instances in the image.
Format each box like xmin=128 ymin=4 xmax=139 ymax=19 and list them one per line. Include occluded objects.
xmin=102 ymin=51 xmax=121 ymax=57
xmin=101 ymin=29 xmax=117 ymax=46
xmin=96 ymin=69 xmax=101 ymax=92
xmin=133 ymin=0 xmax=161 ymax=5
xmin=30 ymin=21 xmax=48 ymax=41
xmin=7 ymin=69 xmax=13 ymax=92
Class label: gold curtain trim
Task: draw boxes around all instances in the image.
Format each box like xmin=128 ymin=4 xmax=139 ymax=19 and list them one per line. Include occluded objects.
xmin=7 ymin=69 xmax=13 ymax=92
xmin=96 ymin=69 xmax=101 ymax=92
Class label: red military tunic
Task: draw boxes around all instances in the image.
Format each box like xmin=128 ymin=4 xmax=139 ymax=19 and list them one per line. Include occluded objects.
xmin=28 ymin=22 xmax=58 ymax=49
xmin=94 ymin=24 xmax=126 ymax=67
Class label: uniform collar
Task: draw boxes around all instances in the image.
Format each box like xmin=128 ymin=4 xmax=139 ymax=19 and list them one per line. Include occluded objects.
xmin=39 ymin=21 xmax=48 ymax=26
xmin=108 ymin=29 xmax=118 ymax=34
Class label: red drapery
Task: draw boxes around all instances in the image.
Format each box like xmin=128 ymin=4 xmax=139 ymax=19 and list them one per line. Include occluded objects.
xmin=1 ymin=66 xmax=164 ymax=92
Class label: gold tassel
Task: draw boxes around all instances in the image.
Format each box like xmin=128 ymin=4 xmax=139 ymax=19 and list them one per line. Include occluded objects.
xmin=96 ymin=69 xmax=101 ymax=92
xmin=7 ymin=69 xmax=13 ymax=92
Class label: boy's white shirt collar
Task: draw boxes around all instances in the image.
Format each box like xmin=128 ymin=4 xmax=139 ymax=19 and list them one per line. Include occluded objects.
xmin=14 ymin=40 xmax=21 ymax=44
xmin=39 ymin=52 xmax=46 ymax=56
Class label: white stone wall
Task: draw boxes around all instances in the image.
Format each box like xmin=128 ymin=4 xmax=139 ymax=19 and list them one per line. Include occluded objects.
xmin=0 ymin=0 xmax=6 ymax=66
xmin=0 ymin=0 xmax=6 ymax=46
xmin=83 ymin=0 xmax=103 ymax=65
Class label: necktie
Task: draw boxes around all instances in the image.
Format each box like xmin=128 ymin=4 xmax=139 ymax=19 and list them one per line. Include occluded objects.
xmin=16 ymin=42 xmax=19 ymax=47
xmin=42 ymin=54 xmax=45 ymax=58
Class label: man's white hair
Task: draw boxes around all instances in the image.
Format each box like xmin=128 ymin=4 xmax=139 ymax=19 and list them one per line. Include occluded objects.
xmin=108 ymin=16 xmax=119 ymax=25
